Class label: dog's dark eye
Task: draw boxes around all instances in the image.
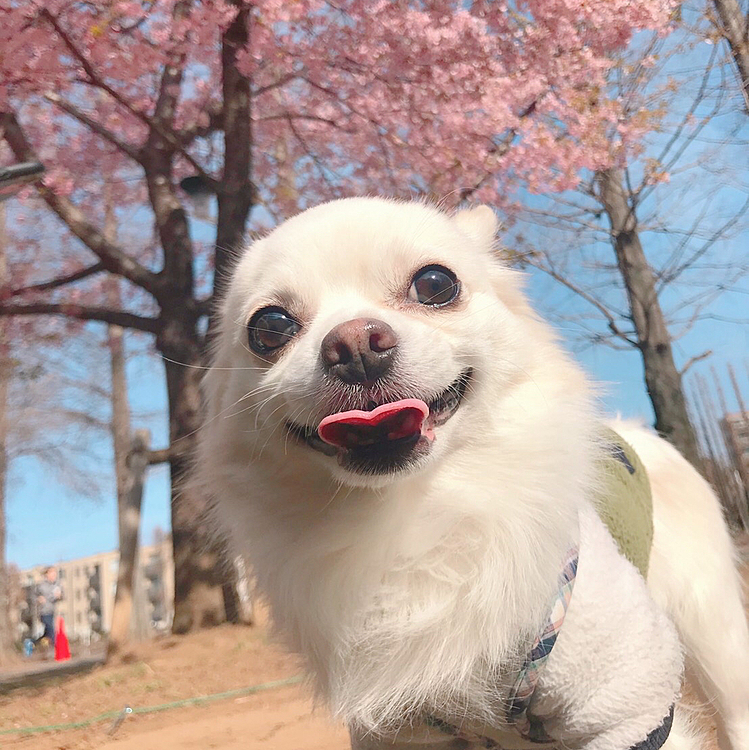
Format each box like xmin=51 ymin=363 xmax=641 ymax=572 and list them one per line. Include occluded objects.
xmin=247 ymin=307 xmax=301 ymax=355
xmin=408 ymin=265 xmax=460 ymax=306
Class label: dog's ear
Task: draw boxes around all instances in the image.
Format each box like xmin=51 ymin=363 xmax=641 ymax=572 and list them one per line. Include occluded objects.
xmin=453 ymin=205 xmax=499 ymax=246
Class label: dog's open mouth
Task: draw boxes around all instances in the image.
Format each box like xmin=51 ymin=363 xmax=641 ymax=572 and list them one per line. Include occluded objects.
xmin=286 ymin=368 xmax=472 ymax=474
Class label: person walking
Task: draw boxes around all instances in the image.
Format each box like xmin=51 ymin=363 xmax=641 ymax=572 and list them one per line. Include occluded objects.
xmin=35 ymin=566 xmax=62 ymax=649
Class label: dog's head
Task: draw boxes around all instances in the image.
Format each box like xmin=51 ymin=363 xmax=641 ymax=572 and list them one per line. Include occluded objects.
xmin=204 ymin=197 xmax=546 ymax=489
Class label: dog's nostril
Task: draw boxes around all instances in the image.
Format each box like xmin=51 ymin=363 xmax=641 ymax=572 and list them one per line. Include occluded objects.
xmin=369 ymin=329 xmax=397 ymax=353
xmin=333 ymin=341 xmax=352 ymax=365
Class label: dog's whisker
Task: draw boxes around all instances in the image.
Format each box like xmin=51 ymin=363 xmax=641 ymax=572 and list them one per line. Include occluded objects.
xmin=222 ymin=389 xmax=282 ymax=421
xmin=160 ymin=355 xmax=269 ymax=372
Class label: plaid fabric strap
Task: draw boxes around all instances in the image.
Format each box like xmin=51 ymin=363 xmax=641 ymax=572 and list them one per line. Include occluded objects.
xmin=506 ymin=548 xmax=579 ymax=743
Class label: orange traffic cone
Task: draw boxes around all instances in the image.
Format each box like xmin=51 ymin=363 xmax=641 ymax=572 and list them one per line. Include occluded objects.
xmin=55 ymin=617 xmax=71 ymax=661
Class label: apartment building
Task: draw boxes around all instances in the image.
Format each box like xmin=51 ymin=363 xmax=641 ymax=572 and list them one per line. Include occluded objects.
xmin=19 ymin=537 xmax=174 ymax=642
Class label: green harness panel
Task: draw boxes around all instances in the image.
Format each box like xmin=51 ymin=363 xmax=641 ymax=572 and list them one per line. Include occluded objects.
xmin=594 ymin=430 xmax=653 ymax=578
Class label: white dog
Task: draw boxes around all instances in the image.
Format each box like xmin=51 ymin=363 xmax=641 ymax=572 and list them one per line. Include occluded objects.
xmin=195 ymin=198 xmax=749 ymax=750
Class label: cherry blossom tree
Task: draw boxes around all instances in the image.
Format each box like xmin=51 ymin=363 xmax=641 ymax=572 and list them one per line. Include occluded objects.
xmin=0 ymin=0 xmax=676 ymax=631
xmin=497 ymin=15 xmax=749 ymax=469
xmin=271 ymin=1 xmax=712 ymax=463
xmin=292 ymin=2 xmax=723 ymax=467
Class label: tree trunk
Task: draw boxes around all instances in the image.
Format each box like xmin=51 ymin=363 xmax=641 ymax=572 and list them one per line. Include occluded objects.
xmin=159 ymin=314 xmax=226 ymax=633
xmin=0 ymin=202 xmax=11 ymax=661
xmin=208 ymin=2 xmax=254 ymax=345
xmin=106 ymin=315 xmax=140 ymax=654
xmin=108 ymin=431 xmax=150 ymax=655
xmin=596 ymin=168 xmax=703 ymax=469
xmin=142 ymin=67 xmax=237 ymax=631
xmin=104 ymin=190 xmax=146 ymax=657
xmin=205 ymin=2 xmax=255 ymax=627
xmin=711 ymin=0 xmax=749 ymax=112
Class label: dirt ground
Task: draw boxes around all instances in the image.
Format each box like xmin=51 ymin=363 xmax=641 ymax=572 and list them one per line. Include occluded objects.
xmin=2 ymin=546 xmax=747 ymax=750
xmin=0 ymin=622 xmax=349 ymax=750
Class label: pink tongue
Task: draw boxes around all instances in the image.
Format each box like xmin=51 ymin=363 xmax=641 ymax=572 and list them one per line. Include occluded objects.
xmin=318 ymin=399 xmax=429 ymax=449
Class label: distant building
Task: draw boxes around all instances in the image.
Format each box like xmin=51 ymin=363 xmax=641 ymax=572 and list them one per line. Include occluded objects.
xmin=721 ymin=411 xmax=749 ymax=476
xmin=18 ymin=537 xmax=174 ymax=642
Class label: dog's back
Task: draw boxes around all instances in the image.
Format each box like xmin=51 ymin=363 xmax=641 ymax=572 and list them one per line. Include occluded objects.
xmin=613 ymin=420 xmax=749 ymax=750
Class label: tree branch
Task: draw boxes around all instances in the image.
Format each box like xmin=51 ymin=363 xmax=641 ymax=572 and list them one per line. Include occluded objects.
xmin=177 ymin=104 xmax=223 ymax=145
xmin=152 ymin=1 xmax=190 ymax=128
xmin=7 ymin=263 xmax=105 ymax=297
xmin=196 ymin=295 xmax=213 ymax=317
xmin=529 ymin=257 xmax=639 ymax=347
xmin=207 ymin=1 xmax=254 ymax=345
xmin=41 ymin=7 xmax=215 ymax=188
xmin=256 ymin=112 xmax=352 ymax=131
xmin=147 ymin=447 xmax=171 ymax=465
xmin=44 ymin=92 xmax=142 ymax=162
xmin=0 ymin=301 xmax=160 ymax=333
xmin=680 ymin=350 xmax=713 ymax=376
xmin=40 ymin=9 xmax=149 ymax=130
xmin=457 ymin=100 xmax=539 ymax=203
xmin=0 ymin=111 xmax=161 ymax=297
xmin=253 ymin=72 xmax=299 ymax=97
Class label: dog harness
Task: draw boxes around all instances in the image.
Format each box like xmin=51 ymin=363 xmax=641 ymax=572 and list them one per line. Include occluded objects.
xmin=422 ymin=433 xmax=669 ymax=750
xmin=594 ymin=430 xmax=654 ymax=578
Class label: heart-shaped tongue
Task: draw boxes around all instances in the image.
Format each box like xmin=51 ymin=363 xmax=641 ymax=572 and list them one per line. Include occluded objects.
xmin=318 ymin=399 xmax=429 ymax=450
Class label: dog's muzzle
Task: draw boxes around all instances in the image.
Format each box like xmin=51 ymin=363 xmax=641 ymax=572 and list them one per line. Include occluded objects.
xmin=286 ymin=368 xmax=472 ymax=476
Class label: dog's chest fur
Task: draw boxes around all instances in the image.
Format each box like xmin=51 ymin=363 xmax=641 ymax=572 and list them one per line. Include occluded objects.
xmin=343 ymin=506 xmax=681 ymax=750
xmin=235 ymin=439 xmax=680 ymax=750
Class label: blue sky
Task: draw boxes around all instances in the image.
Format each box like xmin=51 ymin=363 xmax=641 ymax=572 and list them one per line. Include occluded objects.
xmin=7 ymin=347 xmax=172 ymax=569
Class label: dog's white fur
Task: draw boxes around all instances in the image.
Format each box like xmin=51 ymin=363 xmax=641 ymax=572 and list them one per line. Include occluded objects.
xmin=195 ymin=198 xmax=749 ymax=750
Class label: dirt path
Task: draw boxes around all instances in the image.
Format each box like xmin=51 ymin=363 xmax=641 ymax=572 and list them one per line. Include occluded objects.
xmin=95 ymin=687 xmax=348 ymax=750
xmin=3 ymin=685 xmax=348 ymax=750
xmin=0 ymin=625 xmax=348 ymax=750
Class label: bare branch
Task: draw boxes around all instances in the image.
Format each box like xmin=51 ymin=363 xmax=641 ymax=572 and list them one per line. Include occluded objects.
xmin=680 ymin=350 xmax=713 ymax=375
xmin=0 ymin=301 xmax=160 ymax=333
xmin=147 ymin=447 xmax=171 ymax=465
xmin=662 ymin=194 xmax=749 ymax=287
xmin=709 ymin=0 xmax=749 ymax=113
xmin=528 ymin=257 xmax=639 ymax=347
xmin=7 ymin=263 xmax=105 ymax=297
xmin=1 ymin=111 xmax=161 ymax=296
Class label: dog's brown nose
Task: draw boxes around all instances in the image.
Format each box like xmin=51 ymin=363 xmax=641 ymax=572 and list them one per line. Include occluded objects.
xmin=320 ymin=318 xmax=398 ymax=385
